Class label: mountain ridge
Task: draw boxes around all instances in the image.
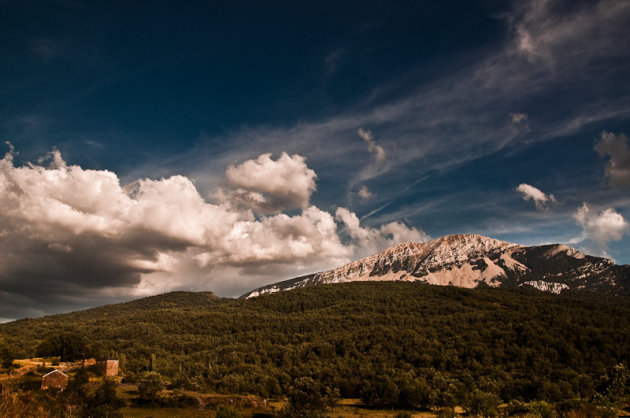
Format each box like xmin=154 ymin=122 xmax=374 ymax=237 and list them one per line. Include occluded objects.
xmin=243 ymin=233 xmax=630 ymax=298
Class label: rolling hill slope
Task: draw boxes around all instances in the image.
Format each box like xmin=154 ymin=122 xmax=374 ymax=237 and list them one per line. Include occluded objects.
xmin=1 ymin=282 xmax=629 ymax=408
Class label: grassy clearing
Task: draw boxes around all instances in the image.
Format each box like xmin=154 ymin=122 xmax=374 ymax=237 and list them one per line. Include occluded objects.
xmin=120 ymin=398 xmax=442 ymax=417
xmin=121 ymin=407 xmax=215 ymax=417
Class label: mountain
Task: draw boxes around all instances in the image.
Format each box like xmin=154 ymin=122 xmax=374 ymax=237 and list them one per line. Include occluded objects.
xmin=243 ymin=234 xmax=630 ymax=298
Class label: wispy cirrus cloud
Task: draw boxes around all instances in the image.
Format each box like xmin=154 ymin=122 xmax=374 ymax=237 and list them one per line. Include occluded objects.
xmin=157 ymin=0 xmax=630 ymax=218
xmin=509 ymin=0 xmax=630 ymax=67
xmin=357 ymin=128 xmax=386 ymax=162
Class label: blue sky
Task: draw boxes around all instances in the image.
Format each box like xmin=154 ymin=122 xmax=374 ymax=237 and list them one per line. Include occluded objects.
xmin=1 ymin=0 xmax=629 ymax=319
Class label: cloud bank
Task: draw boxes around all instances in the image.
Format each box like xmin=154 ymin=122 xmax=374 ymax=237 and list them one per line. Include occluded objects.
xmin=0 ymin=148 xmax=426 ymax=319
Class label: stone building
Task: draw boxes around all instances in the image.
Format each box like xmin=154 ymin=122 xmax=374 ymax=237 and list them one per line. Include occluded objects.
xmin=41 ymin=370 xmax=68 ymax=390
xmin=96 ymin=359 xmax=119 ymax=376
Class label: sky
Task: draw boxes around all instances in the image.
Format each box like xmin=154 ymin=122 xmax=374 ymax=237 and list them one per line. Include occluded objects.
xmin=1 ymin=0 xmax=630 ymax=320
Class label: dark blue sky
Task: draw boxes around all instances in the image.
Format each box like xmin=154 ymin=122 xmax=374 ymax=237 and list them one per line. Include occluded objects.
xmin=1 ymin=0 xmax=630 ymax=318
xmin=2 ymin=1 xmax=504 ymax=166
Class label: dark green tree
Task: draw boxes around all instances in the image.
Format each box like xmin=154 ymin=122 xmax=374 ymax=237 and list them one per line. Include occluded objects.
xmin=36 ymin=333 xmax=90 ymax=361
xmin=360 ymin=375 xmax=400 ymax=406
xmin=467 ymin=390 xmax=501 ymax=417
xmin=1 ymin=347 xmax=14 ymax=369
xmin=597 ymin=363 xmax=630 ymax=405
xmin=137 ymin=371 xmax=165 ymax=403
xmin=282 ymin=377 xmax=337 ymax=418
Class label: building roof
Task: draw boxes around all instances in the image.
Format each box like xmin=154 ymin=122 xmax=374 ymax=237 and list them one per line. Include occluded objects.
xmin=42 ymin=369 xmax=68 ymax=378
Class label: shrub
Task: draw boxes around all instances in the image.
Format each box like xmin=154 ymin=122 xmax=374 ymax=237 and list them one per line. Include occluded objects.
xmin=436 ymin=407 xmax=456 ymax=418
xmin=216 ymin=405 xmax=239 ymax=418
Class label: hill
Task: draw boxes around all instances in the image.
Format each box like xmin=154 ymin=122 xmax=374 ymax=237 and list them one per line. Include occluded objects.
xmin=243 ymin=234 xmax=630 ymax=298
xmin=0 ymin=291 xmax=226 ymax=345
xmin=1 ymin=282 xmax=629 ymax=411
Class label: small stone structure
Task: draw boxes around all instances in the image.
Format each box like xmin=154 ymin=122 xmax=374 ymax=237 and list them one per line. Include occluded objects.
xmin=83 ymin=358 xmax=96 ymax=366
xmin=41 ymin=370 xmax=68 ymax=390
xmin=96 ymin=359 xmax=119 ymax=376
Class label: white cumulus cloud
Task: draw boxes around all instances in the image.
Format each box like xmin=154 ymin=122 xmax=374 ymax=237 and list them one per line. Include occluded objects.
xmin=335 ymin=207 xmax=429 ymax=256
xmin=223 ymin=152 xmax=317 ymax=214
xmin=357 ymin=185 xmax=374 ymax=200
xmin=516 ymin=183 xmax=556 ymax=209
xmin=573 ymin=203 xmax=628 ymax=250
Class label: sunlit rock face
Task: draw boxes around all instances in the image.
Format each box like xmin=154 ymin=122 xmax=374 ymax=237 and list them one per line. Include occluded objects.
xmin=243 ymin=234 xmax=630 ymax=298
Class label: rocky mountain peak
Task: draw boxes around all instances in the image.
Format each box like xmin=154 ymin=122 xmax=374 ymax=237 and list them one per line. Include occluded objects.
xmin=424 ymin=234 xmax=518 ymax=261
xmin=243 ymin=234 xmax=630 ymax=298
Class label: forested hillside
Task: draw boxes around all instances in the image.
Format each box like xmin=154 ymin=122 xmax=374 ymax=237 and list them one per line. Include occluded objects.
xmin=1 ymin=282 xmax=629 ymax=412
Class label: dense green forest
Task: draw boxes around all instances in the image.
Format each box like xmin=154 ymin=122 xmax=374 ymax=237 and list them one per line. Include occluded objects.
xmin=1 ymin=282 xmax=629 ymax=414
